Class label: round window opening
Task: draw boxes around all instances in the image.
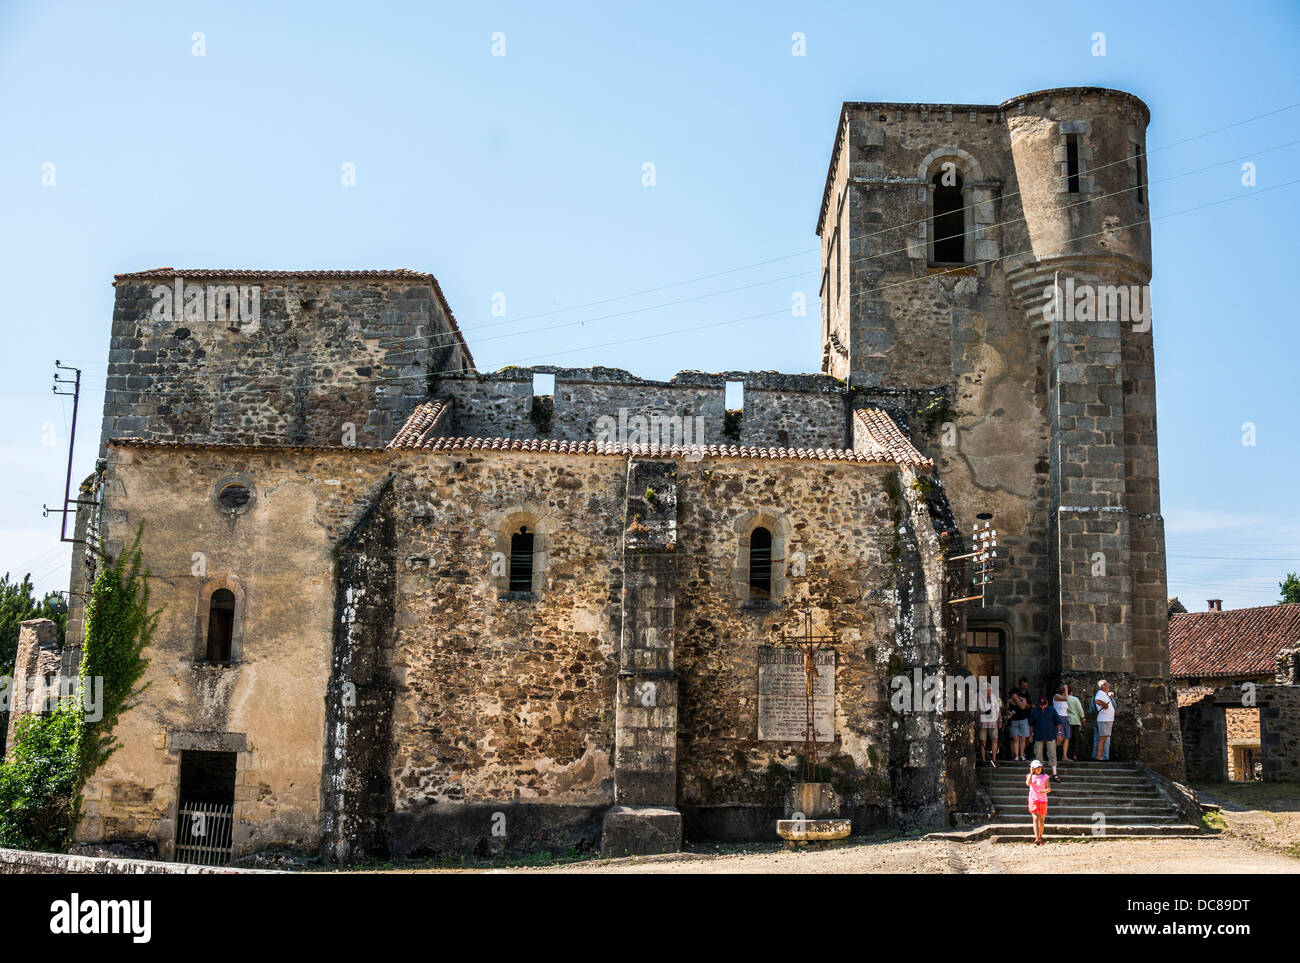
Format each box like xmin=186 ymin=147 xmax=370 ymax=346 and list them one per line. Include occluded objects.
xmin=217 ymin=483 xmax=252 ymax=511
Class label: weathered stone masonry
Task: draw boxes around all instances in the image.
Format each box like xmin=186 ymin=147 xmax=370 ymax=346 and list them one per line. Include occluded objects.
xmin=41 ymin=86 xmax=1192 ymax=862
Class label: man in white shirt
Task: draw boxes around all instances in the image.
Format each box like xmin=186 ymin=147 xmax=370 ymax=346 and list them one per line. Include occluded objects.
xmin=1093 ymin=679 xmax=1116 ymax=761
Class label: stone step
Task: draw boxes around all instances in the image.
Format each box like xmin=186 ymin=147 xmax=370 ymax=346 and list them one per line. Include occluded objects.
xmin=983 ymin=772 xmax=1151 ymax=783
xmin=985 ymin=781 xmax=1155 ymax=793
xmin=983 ymin=764 xmax=1139 ymax=774
xmin=991 ymin=811 xmax=1179 ymax=824
xmin=986 ymin=797 xmax=1169 ymax=811
xmin=988 ymin=823 xmax=1200 ymax=839
xmin=927 ymin=823 xmax=1206 ymax=843
xmin=987 ymin=784 xmax=1164 ymax=790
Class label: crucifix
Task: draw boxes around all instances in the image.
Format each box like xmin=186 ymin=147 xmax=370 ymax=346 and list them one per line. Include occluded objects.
xmin=776 ymin=602 xmax=840 ymax=782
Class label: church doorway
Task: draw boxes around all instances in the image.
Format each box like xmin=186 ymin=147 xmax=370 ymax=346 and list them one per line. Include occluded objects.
xmin=965 ymin=624 xmax=1006 ymax=694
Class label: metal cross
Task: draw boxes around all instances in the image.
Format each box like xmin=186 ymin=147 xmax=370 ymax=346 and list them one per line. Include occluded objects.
xmin=776 ymin=603 xmax=840 ymax=782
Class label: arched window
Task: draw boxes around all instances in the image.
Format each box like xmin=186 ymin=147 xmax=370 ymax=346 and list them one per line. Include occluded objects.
xmin=509 ymin=526 xmax=535 ymax=592
xmin=206 ymin=589 xmax=236 ymax=662
xmin=748 ymin=527 xmax=773 ymax=599
xmin=931 ymin=169 xmax=965 ymax=264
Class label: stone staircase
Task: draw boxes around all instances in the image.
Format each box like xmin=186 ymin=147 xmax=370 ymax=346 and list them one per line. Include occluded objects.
xmin=938 ymin=760 xmax=1203 ymax=841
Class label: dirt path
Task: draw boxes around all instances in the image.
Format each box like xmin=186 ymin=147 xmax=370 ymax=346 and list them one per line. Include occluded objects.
xmin=456 ymin=834 xmax=1300 ymax=874
xmin=1196 ymin=786 xmax=1300 ymax=856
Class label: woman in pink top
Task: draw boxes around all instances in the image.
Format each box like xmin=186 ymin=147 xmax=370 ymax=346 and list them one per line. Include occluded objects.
xmin=1025 ymin=759 xmax=1052 ymax=845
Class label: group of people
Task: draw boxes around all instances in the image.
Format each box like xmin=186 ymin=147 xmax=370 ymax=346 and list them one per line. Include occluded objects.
xmin=977 ymin=678 xmax=1119 ymax=773
xmin=977 ymin=678 xmax=1120 ymax=844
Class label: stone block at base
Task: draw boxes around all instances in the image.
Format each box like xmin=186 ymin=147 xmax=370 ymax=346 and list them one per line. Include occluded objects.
xmin=600 ymin=806 xmax=683 ymax=857
xmin=776 ymin=818 xmax=852 ymax=842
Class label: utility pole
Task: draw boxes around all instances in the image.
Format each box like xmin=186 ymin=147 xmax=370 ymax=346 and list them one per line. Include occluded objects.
xmin=42 ymin=360 xmax=95 ymax=545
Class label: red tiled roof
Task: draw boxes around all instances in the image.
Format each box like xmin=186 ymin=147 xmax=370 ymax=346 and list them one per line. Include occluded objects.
xmin=386 ymin=401 xmax=926 ymax=464
xmin=111 ymin=268 xmax=474 ymax=369
xmin=388 ymin=399 xmax=453 ymax=450
xmin=112 ymin=433 xmax=916 ymax=464
xmin=1169 ymin=604 xmax=1300 ymax=678
xmin=853 ymin=408 xmax=933 ymax=468
xmin=403 ymin=437 xmax=907 ymax=462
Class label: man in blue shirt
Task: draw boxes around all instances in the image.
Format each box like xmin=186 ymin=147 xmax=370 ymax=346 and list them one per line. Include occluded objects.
xmin=1030 ymin=696 xmax=1061 ymax=779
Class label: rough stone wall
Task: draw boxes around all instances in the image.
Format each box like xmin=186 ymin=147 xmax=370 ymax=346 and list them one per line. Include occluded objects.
xmin=5 ymin=619 xmax=62 ymax=749
xmin=673 ymin=459 xmax=927 ymax=837
xmin=78 ymin=434 xmax=958 ymax=858
xmin=613 ymin=460 xmax=680 ymax=810
xmin=79 ymin=443 xmax=391 ymax=857
xmin=437 ymin=367 xmax=849 ymax=449
xmin=819 ymin=89 xmax=1181 ymax=777
xmin=102 ymin=275 xmax=470 ymax=451
xmin=382 ymin=451 xmax=625 ymax=857
xmin=320 ymin=476 xmax=398 ymax=862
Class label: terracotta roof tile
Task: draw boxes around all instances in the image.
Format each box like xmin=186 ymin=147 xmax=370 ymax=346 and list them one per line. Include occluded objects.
xmin=853 ymin=408 xmax=933 ymax=468
xmin=388 ymin=399 xmax=453 ymax=450
xmin=114 ymin=404 xmax=931 ymax=467
xmin=407 ymin=436 xmax=904 ymax=462
xmin=1169 ymin=604 xmax=1300 ymax=678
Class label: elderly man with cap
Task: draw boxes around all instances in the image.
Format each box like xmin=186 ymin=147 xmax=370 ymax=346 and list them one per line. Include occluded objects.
xmin=1094 ymin=679 xmax=1117 ymax=761
xmin=1030 ymin=695 xmax=1061 ymax=780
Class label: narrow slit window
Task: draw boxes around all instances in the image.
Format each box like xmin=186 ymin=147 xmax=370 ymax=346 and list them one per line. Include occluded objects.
xmin=1134 ymin=146 xmax=1145 ymax=204
xmin=206 ymin=589 xmax=236 ymax=662
xmin=509 ymin=526 xmax=535 ymax=592
xmin=930 ymin=170 xmax=965 ymax=264
xmin=749 ymin=527 xmax=772 ymax=598
xmin=1065 ymin=135 xmax=1081 ymax=193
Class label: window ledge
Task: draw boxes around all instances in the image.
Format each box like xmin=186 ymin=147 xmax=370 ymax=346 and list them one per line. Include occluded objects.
xmin=740 ymin=598 xmax=782 ymax=612
xmin=498 ymin=591 xmax=539 ymax=603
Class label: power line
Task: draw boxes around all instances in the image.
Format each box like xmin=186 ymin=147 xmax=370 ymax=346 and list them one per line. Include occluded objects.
xmin=69 ymin=165 xmax=1300 ymax=393
xmin=64 ymin=103 xmax=1300 ymax=374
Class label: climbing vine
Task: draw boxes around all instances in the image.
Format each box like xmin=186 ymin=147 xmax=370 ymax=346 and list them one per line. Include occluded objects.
xmin=0 ymin=526 xmax=156 ymax=851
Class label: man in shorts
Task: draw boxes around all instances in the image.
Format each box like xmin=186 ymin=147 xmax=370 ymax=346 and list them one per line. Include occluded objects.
xmin=1094 ymin=679 xmax=1116 ymax=761
xmin=978 ymin=680 xmax=1002 ymax=767
xmin=1006 ymin=677 xmax=1032 ymax=761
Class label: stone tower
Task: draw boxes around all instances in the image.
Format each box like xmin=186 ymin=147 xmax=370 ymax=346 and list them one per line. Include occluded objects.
xmin=818 ymin=87 xmax=1182 ymax=777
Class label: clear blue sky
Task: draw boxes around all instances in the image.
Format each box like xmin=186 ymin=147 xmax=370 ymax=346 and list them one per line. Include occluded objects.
xmin=1 ymin=0 xmax=1297 ymax=609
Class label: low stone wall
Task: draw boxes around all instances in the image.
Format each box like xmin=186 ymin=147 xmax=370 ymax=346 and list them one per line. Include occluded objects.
xmin=1259 ymin=688 xmax=1300 ymax=781
xmin=0 ymin=847 xmax=274 ymax=874
xmin=1135 ymin=762 xmax=1202 ymax=825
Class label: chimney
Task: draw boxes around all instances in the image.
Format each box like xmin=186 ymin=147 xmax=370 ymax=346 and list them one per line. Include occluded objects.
xmin=1207 ymin=599 xmax=1223 ymax=612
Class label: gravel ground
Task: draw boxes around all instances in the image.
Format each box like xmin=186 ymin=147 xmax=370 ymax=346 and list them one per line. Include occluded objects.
xmin=493 ymin=835 xmax=1300 ymax=874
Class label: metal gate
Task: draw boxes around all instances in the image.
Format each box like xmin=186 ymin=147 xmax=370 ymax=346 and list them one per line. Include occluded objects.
xmin=175 ymin=800 xmax=234 ymax=866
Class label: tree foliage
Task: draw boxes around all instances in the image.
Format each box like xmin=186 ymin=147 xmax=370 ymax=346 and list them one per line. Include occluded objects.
xmin=1281 ymin=572 xmax=1300 ymax=605
xmin=0 ymin=709 xmax=81 ymax=851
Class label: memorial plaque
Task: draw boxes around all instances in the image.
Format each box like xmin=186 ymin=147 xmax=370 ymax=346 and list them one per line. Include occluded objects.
xmin=757 ymin=645 xmax=835 ymax=742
